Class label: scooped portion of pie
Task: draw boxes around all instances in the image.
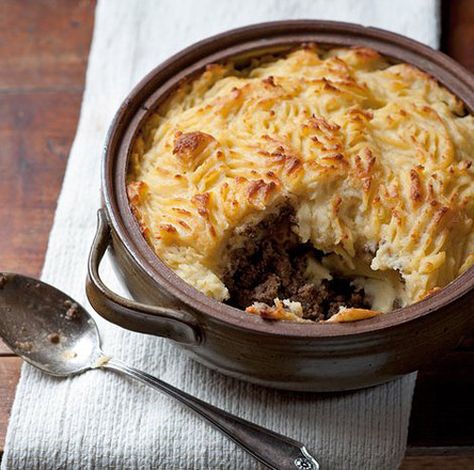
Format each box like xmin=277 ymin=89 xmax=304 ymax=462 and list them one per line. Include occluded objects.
xmin=127 ymin=45 xmax=474 ymax=322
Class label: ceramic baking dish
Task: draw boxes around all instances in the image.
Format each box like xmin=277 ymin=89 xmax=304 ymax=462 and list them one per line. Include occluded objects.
xmin=86 ymin=20 xmax=474 ymax=391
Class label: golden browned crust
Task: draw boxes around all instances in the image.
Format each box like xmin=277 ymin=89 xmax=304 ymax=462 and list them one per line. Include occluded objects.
xmin=246 ymin=299 xmax=306 ymax=322
xmin=323 ymin=308 xmax=382 ymax=323
xmin=173 ymin=131 xmax=216 ymax=170
xmin=126 ymin=45 xmax=474 ymax=318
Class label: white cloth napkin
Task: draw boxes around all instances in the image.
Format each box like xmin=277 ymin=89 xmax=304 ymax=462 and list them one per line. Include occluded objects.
xmin=2 ymin=1 xmax=440 ymax=468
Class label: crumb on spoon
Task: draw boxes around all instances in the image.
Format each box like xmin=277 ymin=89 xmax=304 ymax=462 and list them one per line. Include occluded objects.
xmin=47 ymin=332 xmax=61 ymax=344
xmin=94 ymin=355 xmax=111 ymax=368
xmin=14 ymin=341 xmax=33 ymax=353
xmin=64 ymin=301 xmax=80 ymax=320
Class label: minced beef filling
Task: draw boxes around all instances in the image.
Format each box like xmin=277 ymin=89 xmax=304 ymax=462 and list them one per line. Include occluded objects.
xmin=223 ymin=207 xmax=371 ymax=321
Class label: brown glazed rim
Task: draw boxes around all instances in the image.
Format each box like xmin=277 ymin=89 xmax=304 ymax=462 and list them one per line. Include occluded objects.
xmin=103 ymin=20 xmax=474 ymax=339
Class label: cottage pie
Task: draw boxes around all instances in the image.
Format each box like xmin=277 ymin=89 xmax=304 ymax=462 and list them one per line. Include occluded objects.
xmin=127 ymin=45 xmax=474 ymax=322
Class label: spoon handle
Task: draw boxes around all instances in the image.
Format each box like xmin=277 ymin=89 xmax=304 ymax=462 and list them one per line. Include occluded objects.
xmin=104 ymin=358 xmax=319 ymax=470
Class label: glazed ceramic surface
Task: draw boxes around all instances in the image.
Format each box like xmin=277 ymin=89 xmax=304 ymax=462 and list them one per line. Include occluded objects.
xmin=86 ymin=21 xmax=474 ymax=391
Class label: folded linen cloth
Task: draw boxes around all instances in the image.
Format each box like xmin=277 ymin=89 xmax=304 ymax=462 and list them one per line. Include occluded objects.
xmin=2 ymin=0 xmax=440 ymax=468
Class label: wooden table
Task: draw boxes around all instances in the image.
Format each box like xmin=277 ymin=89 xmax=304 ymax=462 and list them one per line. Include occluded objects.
xmin=0 ymin=1 xmax=473 ymax=467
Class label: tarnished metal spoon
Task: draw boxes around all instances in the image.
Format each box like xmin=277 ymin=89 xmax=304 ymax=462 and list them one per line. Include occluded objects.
xmin=0 ymin=272 xmax=319 ymax=470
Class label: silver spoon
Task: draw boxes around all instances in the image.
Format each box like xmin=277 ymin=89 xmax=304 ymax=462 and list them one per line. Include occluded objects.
xmin=0 ymin=272 xmax=319 ymax=470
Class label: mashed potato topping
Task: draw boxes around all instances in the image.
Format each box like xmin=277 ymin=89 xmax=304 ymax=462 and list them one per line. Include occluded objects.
xmin=127 ymin=45 xmax=474 ymax=321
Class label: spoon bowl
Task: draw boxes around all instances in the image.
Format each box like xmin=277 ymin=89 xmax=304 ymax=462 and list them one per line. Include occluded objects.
xmin=0 ymin=271 xmax=320 ymax=470
xmin=0 ymin=273 xmax=102 ymax=377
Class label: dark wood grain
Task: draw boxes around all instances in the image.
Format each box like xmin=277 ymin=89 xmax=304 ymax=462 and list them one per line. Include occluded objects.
xmin=0 ymin=0 xmax=96 ymax=452
xmin=0 ymin=341 xmax=12 ymax=356
xmin=0 ymin=0 xmax=473 ymax=467
xmin=401 ymin=456 xmax=474 ymax=469
xmin=0 ymin=0 xmax=94 ymax=91
xmin=405 ymin=0 xmax=474 ymax=453
xmin=0 ymin=91 xmax=84 ymax=276
xmin=408 ymin=345 xmax=474 ymax=447
xmin=441 ymin=0 xmax=474 ymax=73
xmin=0 ymin=359 xmax=22 ymax=451
xmin=0 ymin=0 xmax=95 ymax=277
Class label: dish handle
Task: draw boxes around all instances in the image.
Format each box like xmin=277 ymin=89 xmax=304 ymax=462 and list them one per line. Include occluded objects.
xmin=86 ymin=209 xmax=202 ymax=346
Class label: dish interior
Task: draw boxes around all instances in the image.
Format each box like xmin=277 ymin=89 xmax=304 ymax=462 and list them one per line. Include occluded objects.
xmin=125 ymin=43 xmax=474 ymax=323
